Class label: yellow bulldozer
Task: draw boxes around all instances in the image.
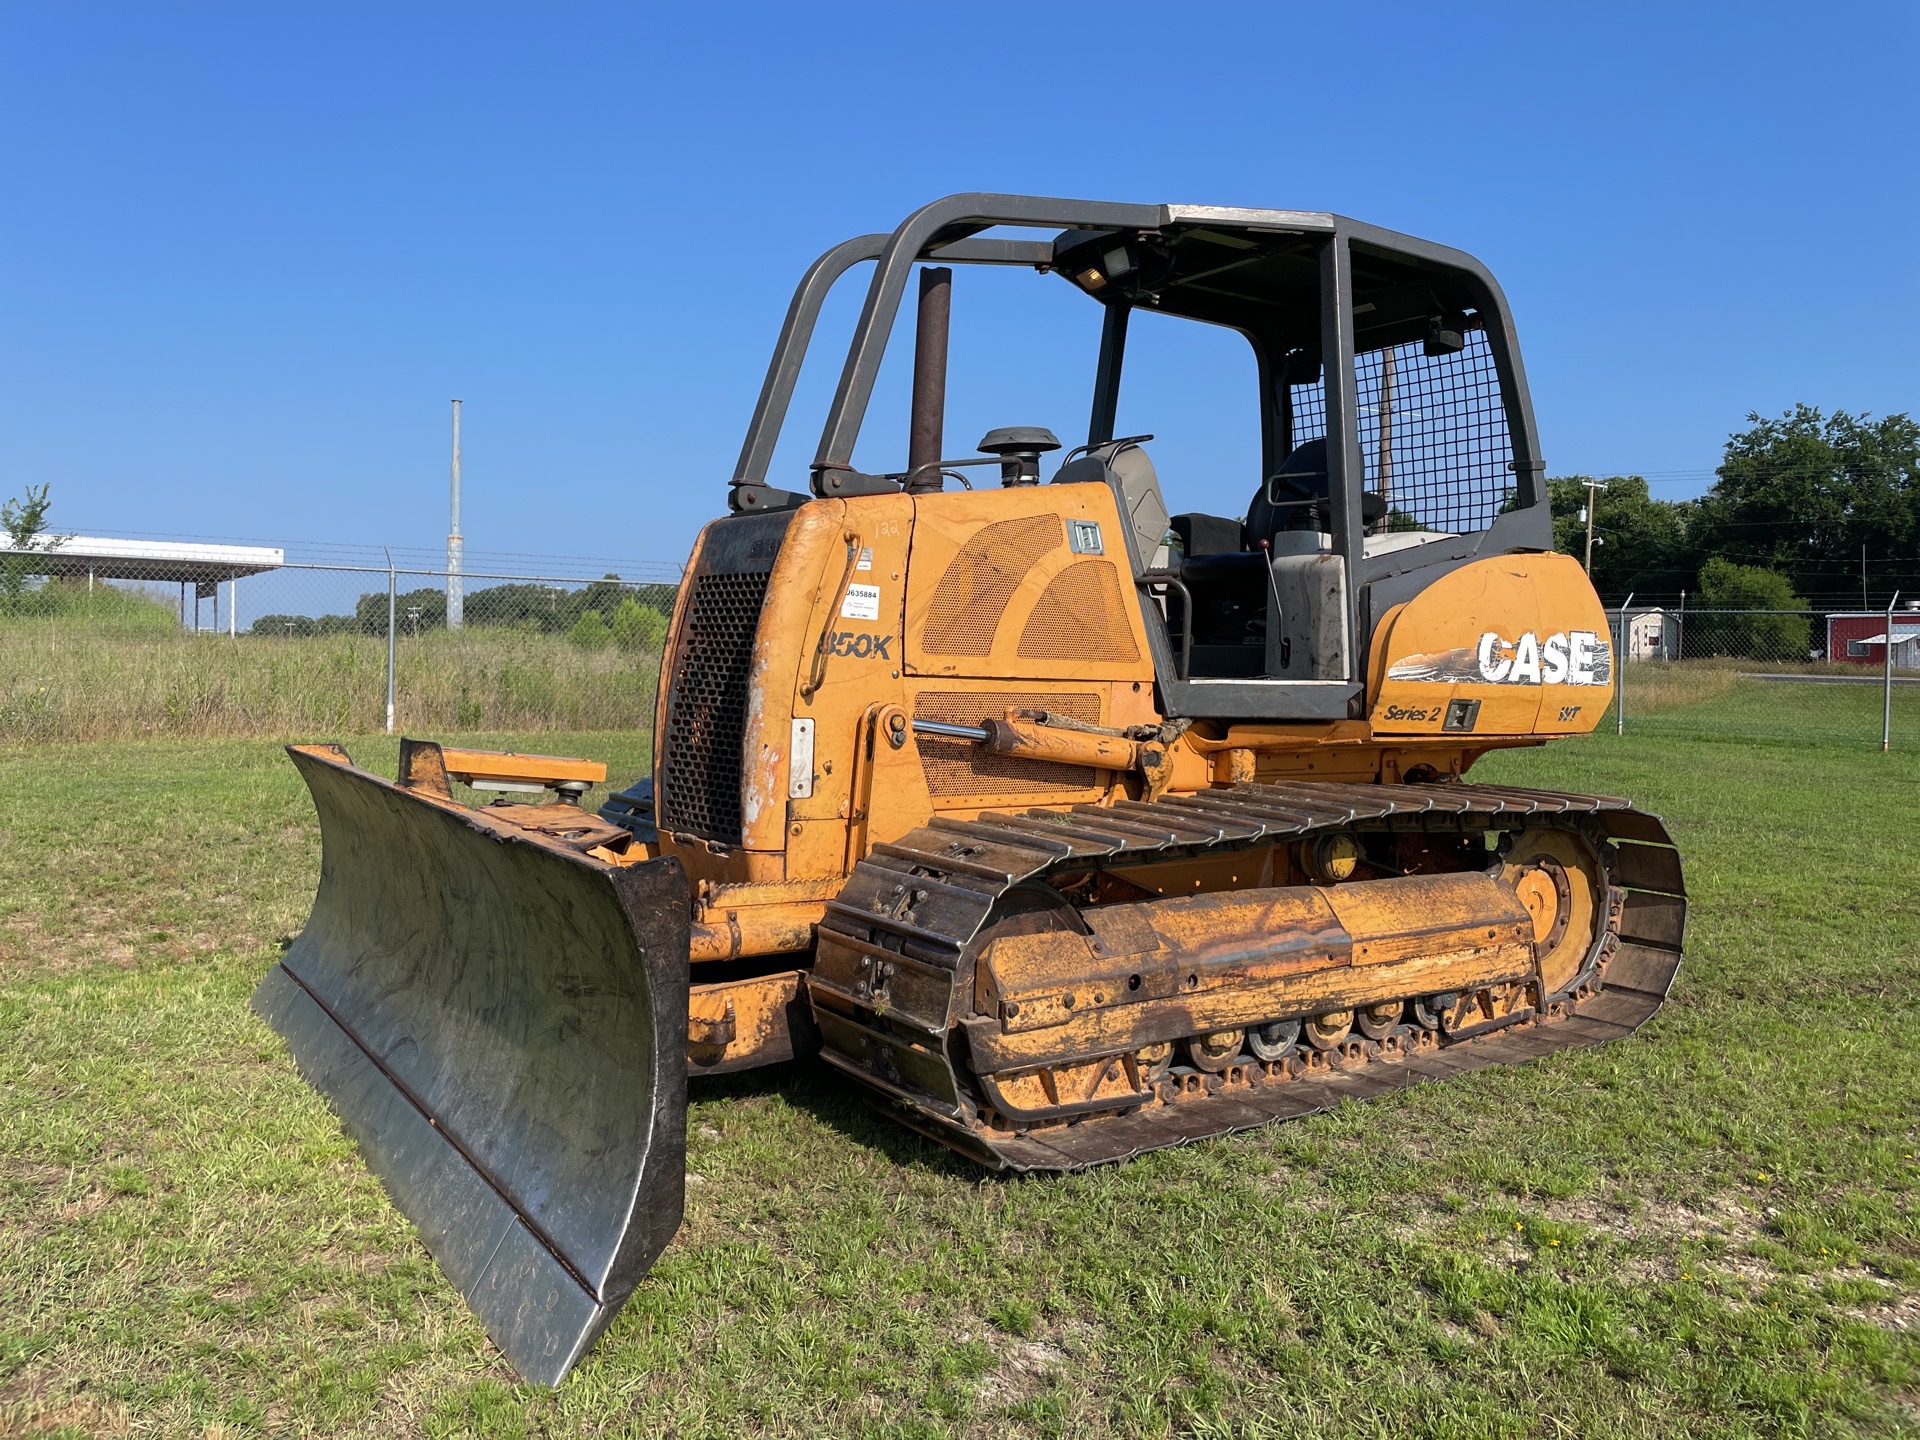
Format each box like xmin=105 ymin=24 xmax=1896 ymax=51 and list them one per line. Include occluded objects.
xmin=254 ymin=194 xmax=1686 ymax=1384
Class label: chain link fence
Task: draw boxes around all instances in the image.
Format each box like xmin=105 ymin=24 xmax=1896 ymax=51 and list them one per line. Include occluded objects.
xmin=1602 ymin=605 xmax=1916 ymax=749
xmin=6 ymin=545 xmax=1913 ymax=751
xmin=0 ymin=556 xmax=678 ymax=742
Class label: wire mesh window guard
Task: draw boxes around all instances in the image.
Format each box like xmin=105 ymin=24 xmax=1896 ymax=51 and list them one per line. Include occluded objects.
xmin=1353 ymin=328 xmax=1513 ymax=534
xmin=1287 ymin=328 xmax=1515 ymax=535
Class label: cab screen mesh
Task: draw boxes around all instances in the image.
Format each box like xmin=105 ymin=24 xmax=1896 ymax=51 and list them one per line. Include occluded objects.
xmin=1287 ymin=326 xmax=1516 ymax=535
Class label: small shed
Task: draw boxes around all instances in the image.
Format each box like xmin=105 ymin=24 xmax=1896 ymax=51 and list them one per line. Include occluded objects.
xmin=0 ymin=534 xmax=285 ymax=632
xmin=1626 ymin=608 xmax=1672 ymax=660
xmin=1826 ymin=611 xmax=1920 ymax=670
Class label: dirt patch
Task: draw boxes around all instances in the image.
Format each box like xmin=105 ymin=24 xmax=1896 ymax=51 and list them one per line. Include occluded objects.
xmin=1542 ymin=1193 xmax=1919 ymax=1327
xmin=0 ymin=1393 xmax=133 ymax=1437
xmin=1548 ymin=1192 xmax=1768 ymax=1247
xmin=1832 ymin=1267 xmax=1920 ymax=1331
xmin=0 ymin=909 xmax=147 ymax=977
xmin=975 ymin=1339 xmax=1067 ymax=1407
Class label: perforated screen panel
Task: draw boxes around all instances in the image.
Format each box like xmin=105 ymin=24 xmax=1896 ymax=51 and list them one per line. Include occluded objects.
xmin=1354 ymin=329 xmax=1513 ymax=533
xmin=1287 ymin=326 xmax=1515 ymax=536
xmin=658 ymin=568 xmax=771 ymax=843
xmin=1017 ymin=561 xmax=1140 ymax=663
xmin=923 ymin=514 xmax=1063 ymax=655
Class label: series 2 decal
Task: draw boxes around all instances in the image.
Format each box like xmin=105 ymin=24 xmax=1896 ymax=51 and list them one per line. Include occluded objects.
xmin=1386 ymin=629 xmax=1612 ymax=687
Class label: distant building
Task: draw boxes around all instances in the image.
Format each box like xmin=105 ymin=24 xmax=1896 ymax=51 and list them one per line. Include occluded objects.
xmin=1826 ymin=610 xmax=1920 ymax=670
xmin=1625 ymin=608 xmax=1673 ymax=660
xmin=0 ymin=533 xmax=284 ymax=632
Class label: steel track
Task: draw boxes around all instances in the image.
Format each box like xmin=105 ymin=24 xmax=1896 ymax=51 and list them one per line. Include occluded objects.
xmin=807 ymin=781 xmax=1686 ymax=1172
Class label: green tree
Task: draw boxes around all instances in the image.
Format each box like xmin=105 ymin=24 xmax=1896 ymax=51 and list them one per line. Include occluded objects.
xmin=1694 ymin=405 xmax=1920 ymax=598
xmin=1547 ymin=475 xmax=1694 ymax=601
xmin=252 ymin=612 xmax=357 ymax=637
xmin=1 ymin=482 xmax=61 ymax=611
xmin=609 ymin=595 xmax=667 ymax=652
xmin=352 ymin=587 xmax=448 ymax=635
xmin=568 ymin=608 xmax=614 ymax=650
xmin=1694 ymin=557 xmax=1811 ymax=659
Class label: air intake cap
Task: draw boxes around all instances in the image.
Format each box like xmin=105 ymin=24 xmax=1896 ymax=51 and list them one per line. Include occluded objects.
xmin=977 ymin=427 xmax=1061 ymax=487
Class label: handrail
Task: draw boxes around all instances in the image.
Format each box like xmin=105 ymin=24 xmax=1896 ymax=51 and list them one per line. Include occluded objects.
xmin=1136 ymin=568 xmax=1195 ymax=681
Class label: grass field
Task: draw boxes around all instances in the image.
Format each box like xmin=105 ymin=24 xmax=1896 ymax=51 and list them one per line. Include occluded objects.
xmin=1611 ymin=661 xmax=1916 ymax=749
xmin=0 ymin=623 xmax=660 ymax=743
xmin=2 ymin=723 xmax=1917 ymax=1438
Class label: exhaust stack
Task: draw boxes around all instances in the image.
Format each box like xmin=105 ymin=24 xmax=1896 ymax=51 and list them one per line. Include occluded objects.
xmin=906 ymin=266 xmax=950 ymax=493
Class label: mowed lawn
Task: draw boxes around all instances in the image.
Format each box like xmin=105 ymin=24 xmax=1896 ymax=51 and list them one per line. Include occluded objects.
xmin=1 ymin=725 xmax=1917 ymax=1439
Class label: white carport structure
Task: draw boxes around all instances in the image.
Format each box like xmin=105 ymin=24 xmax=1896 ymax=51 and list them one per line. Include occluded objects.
xmin=0 ymin=535 xmax=285 ymax=633
xmin=1853 ymin=625 xmax=1920 ymax=670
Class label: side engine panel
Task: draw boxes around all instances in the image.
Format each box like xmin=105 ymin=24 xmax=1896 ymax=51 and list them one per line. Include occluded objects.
xmin=1366 ymin=552 xmax=1614 ymax=737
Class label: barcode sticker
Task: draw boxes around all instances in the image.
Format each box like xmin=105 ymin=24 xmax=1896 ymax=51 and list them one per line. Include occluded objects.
xmin=840 ymin=583 xmax=881 ymax=621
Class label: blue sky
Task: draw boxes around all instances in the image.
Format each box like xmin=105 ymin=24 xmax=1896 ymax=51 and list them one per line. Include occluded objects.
xmin=2 ymin=2 xmax=1915 ymax=573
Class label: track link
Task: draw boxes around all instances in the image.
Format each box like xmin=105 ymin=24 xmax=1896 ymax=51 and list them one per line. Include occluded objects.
xmin=807 ymin=781 xmax=1685 ymax=1171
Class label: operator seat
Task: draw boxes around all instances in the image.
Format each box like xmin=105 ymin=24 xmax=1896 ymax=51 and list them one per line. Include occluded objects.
xmin=1243 ymin=438 xmax=1388 ymax=548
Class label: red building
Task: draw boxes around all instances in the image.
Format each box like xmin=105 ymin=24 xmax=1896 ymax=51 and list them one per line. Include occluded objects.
xmin=1826 ymin=611 xmax=1920 ymax=669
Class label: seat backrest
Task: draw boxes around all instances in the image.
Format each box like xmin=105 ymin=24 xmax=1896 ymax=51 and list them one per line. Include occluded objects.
xmin=1053 ymin=439 xmax=1169 ymax=574
xmin=1170 ymin=512 xmax=1244 ymax=557
xmin=1245 ymin=437 xmax=1387 ymax=544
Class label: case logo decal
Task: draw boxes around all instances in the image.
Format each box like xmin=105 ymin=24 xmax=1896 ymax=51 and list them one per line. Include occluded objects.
xmin=1387 ymin=629 xmax=1611 ymax=687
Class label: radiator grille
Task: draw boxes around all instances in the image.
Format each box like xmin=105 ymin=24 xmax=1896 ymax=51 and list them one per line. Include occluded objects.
xmin=922 ymin=514 xmax=1062 ymax=655
xmin=1018 ymin=560 xmax=1140 ymax=663
xmin=913 ymin=690 xmax=1102 ymax=797
xmin=659 ymin=568 xmax=771 ymax=843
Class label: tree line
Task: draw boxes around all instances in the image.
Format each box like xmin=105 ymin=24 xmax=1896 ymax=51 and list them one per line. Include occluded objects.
xmin=1551 ymin=405 xmax=1920 ymax=607
xmin=250 ymin=576 xmax=676 ymax=646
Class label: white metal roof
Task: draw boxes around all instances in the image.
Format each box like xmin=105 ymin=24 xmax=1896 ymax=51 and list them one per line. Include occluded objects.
xmin=0 ymin=534 xmax=284 ymax=582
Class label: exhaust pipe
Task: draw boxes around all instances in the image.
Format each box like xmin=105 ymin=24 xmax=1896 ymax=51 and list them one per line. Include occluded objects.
xmin=906 ymin=266 xmax=950 ymax=493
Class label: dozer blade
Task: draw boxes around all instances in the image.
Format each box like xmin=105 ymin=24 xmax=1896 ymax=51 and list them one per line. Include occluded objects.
xmin=253 ymin=745 xmax=690 ymax=1385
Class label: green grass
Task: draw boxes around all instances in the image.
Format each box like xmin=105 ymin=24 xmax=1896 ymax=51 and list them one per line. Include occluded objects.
xmin=0 ymin=619 xmax=661 ymax=743
xmin=2 ymin=724 xmax=1917 ymax=1437
xmin=1613 ymin=662 xmax=1917 ymax=748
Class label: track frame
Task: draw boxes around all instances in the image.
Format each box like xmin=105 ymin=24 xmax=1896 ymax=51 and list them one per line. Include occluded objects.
xmin=808 ymin=781 xmax=1685 ymax=1171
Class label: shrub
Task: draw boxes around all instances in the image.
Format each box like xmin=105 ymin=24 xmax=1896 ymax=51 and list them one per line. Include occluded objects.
xmin=1696 ymin=558 xmax=1812 ymax=659
xmin=568 ymin=609 xmax=614 ymax=650
xmin=610 ymin=596 xmax=667 ymax=652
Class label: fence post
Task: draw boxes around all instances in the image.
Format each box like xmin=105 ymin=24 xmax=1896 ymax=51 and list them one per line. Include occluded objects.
xmin=385 ymin=548 xmax=397 ymax=736
xmin=1616 ymin=592 xmax=1634 ymax=737
xmin=1886 ymin=590 xmax=1901 ymax=753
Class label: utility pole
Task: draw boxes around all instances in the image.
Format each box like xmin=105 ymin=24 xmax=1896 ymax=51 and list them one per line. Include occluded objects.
xmin=447 ymin=399 xmax=465 ymax=631
xmin=1581 ymin=478 xmax=1608 ymax=575
xmin=1374 ymin=349 xmax=1396 ymax=534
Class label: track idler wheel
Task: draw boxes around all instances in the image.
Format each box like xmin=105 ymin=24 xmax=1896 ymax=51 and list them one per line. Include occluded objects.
xmin=1247 ymin=1018 xmax=1302 ymax=1062
xmin=1305 ymin=1010 xmax=1354 ymax=1049
xmin=1355 ymin=1000 xmax=1404 ymax=1040
xmin=1501 ymin=829 xmax=1605 ymax=996
xmin=1135 ymin=1042 xmax=1174 ymax=1083
xmin=1188 ymin=1030 xmax=1245 ymax=1072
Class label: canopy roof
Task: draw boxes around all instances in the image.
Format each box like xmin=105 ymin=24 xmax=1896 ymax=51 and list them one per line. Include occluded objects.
xmin=0 ymin=535 xmax=284 ymax=583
